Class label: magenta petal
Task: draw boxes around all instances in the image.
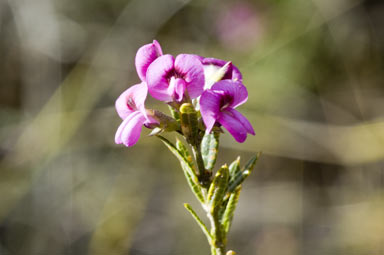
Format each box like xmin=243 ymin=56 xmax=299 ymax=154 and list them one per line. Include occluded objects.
xmin=146 ymin=54 xmax=175 ymax=101
xmin=135 ymin=41 xmax=163 ymax=82
xmin=115 ymin=112 xmax=138 ymax=144
xmin=200 ymin=90 xmax=222 ymax=132
xmin=218 ymin=111 xmax=248 ymax=143
xmin=211 ymin=80 xmax=248 ymax=108
xmin=231 ymin=65 xmax=242 ymax=81
xmin=168 ymin=77 xmax=186 ymax=102
xmin=121 ymin=111 xmax=146 ymax=147
xmin=115 ymin=83 xmax=148 ymax=120
xmin=227 ymin=108 xmax=255 ymax=135
xmin=202 ymin=57 xmax=242 ymax=81
xmin=174 ymin=54 xmax=205 ymax=99
xmin=152 ymin=40 xmax=163 ymax=56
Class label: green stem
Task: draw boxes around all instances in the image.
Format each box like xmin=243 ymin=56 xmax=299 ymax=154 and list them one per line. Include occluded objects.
xmin=207 ymin=210 xmax=226 ymax=255
xmin=192 ymin=144 xmax=211 ymax=188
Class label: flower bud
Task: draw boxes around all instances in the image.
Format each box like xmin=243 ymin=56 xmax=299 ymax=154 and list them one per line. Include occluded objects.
xmin=180 ymin=103 xmax=199 ymax=145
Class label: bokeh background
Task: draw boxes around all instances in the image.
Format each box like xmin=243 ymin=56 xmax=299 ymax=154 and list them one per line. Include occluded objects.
xmin=1 ymin=0 xmax=384 ymax=254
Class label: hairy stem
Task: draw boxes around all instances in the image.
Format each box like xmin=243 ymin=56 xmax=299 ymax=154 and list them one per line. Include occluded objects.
xmin=207 ymin=210 xmax=226 ymax=255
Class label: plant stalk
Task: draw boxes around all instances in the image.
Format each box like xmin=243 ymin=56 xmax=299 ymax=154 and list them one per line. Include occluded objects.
xmin=192 ymin=144 xmax=211 ymax=187
xmin=207 ymin=210 xmax=226 ymax=255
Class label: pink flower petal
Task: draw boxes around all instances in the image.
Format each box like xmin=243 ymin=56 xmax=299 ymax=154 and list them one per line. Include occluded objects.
xmin=200 ymin=90 xmax=222 ymax=132
xmin=227 ymin=108 xmax=255 ymax=135
xmin=174 ymin=54 xmax=205 ymax=99
xmin=146 ymin=54 xmax=175 ymax=102
xmin=168 ymin=77 xmax=186 ymax=102
xmin=135 ymin=40 xmax=163 ymax=82
xmin=152 ymin=40 xmax=163 ymax=56
xmin=115 ymin=83 xmax=148 ymax=120
xmin=121 ymin=111 xmax=147 ymax=147
xmin=115 ymin=111 xmax=139 ymax=144
xmin=218 ymin=111 xmax=248 ymax=143
xmin=202 ymin=57 xmax=242 ymax=81
xmin=211 ymin=80 xmax=248 ymax=108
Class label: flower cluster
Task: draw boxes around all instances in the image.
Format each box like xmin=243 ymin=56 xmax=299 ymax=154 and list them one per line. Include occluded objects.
xmin=115 ymin=40 xmax=254 ymax=146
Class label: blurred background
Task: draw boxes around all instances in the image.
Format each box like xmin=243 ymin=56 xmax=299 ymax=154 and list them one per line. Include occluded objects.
xmin=0 ymin=0 xmax=383 ymax=254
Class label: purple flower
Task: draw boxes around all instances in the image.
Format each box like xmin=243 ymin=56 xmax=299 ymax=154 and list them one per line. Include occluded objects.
xmin=202 ymin=58 xmax=242 ymax=81
xmin=200 ymin=80 xmax=255 ymax=143
xmin=135 ymin=40 xmax=163 ymax=82
xmin=146 ymin=54 xmax=205 ymax=102
xmin=115 ymin=83 xmax=158 ymax=147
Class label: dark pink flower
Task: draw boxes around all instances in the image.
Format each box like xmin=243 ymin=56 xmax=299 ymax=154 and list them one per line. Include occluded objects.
xmin=200 ymin=80 xmax=254 ymax=143
xmin=115 ymin=83 xmax=158 ymax=147
xmin=146 ymin=54 xmax=205 ymax=102
xmin=135 ymin=40 xmax=163 ymax=82
xmin=202 ymin=58 xmax=242 ymax=82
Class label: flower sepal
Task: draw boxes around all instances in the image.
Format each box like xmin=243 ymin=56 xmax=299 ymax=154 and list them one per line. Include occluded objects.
xmin=147 ymin=109 xmax=180 ymax=133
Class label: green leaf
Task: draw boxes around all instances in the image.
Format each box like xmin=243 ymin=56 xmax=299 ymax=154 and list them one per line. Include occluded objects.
xmin=159 ymin=136 xmax=204 ymax=203
xmin=201 ymin=132 xmax=220 ymax=171
xmin=207 ymin=165 xmax=229 ymax=213
xmin=176 ymin=139 xmax=193 ymax=165
xmin=228 ymin=156 xmax=241 ymax=180
xmin=221 ymin=186 xmax=241 ymax=233
xmin=180 ymin=103 xmax=199 ymax=145
xmin=168 ymin=105 xmax=180 ymax=121
xmin=157 ymin=136 xmax=197 ymax=181
xmin=184 ymin=203 xmax=212 ymax=242
xmin=243 ymin=152 xmax=261 ymax=173
xmin=185 ymin=171 xmax=205 ymax=203
xmin=228 ymin=153 xmax=260 ymax=192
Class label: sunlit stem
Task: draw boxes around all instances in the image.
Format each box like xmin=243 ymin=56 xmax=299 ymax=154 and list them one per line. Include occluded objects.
xmin=207 ymin=210 xmax=226 ymax=255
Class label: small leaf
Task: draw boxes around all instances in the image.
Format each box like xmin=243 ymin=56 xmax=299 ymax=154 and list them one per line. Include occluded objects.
xmin=160 ymin=136 xmax=204 ymax=203
xmin=228 ymin=153 xmax=260 ymax=192
xmin=180 ymin=103 xmax=199 ymax=145
xmin=221 ymin=186 xmax=241 ymax=233
xmin=184 ymin=203 xmax=212 ymax=243
xmin=228 ymin=156 xmax=241 ymax=180
xmin=168 ymin=105 xmax=180 ymax=121
xmin=243 ymin=152 xmax=261 ymax=173
xmin=157 ymin=136 xmax=197 ymax=180
xmin=201 ymin=132 xmax=220 ymax=171
xmin=184 ymin=171 xmax=205 ymax=203
xmin=207 ymin=165 xmax=229 ymax=213
xmin=176 ymin=139 xmax=193 ymax=165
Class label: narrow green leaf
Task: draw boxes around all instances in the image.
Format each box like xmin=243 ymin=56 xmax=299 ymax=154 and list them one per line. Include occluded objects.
xmin=228 ymin=156 xmax=241 ymax=180
xmin=207 ymin=165 xmax=229 ymax=213
xmin=184 ymin=203 xmax=212 ymax=243
xmin=180 ymin=103 xmax=199 ymax=145
xmin=228 ymin=153 xmax=260 ymax=192
xmin=184 ymin=171 xmax=205 ymax=203
xmin=243 ymin=152 xmax=261 ymax=173
xmin=201 ymin=132 xmax=220 ymax=171
xmin=176 ymin=139 xmax=193 ymax=165
xmin=168 ymin=105 xmax=180 ymax=121
xmin=221 ymin=186 xmax=241 ymax=233
xmin=157 ymin=136 xmax=197 ymax=180
xmin=161 ymin=137 xmax=204 ymax=203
